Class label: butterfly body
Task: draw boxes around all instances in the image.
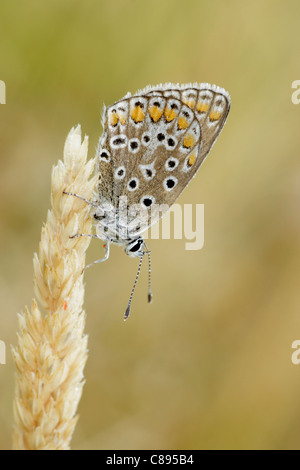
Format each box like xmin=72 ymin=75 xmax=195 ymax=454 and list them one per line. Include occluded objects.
xmin=92 ymin=200 xmax=145 ymax=258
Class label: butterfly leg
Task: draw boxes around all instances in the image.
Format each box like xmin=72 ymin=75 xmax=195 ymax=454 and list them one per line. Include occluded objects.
xmin=84 ymin=242 xmax=110 ymax=271
xmin=70 ymin=233 xmax=101 ymax=240
xmin=69 ymin=232 xmax=110 ymax=272
xmin=63 ymin=190 xmax=99 ymax=208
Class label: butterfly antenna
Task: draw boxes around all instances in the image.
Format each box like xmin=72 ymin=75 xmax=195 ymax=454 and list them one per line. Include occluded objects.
xmin=124 ymin=254 xmax=144 ymax=321
xmin=144 ymin=242 xmax=152 ymax=304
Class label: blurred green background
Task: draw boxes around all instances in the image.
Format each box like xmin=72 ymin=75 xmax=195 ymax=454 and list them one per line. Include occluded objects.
xmin=1 ymin=0 xmax=300 ymax=450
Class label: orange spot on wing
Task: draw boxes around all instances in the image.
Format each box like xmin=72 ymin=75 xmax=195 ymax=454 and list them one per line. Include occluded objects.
xmin=188 ymin=152 xmax=197 ymax=166
xmin=164 ymin=108 xmax=177 ymax=122
xmin=149 ymin=106 xmax=163 ymax=122
xmin=209 ymin=110 xmax=222 ymax=121
xmin=131 ymin=106 xmax=145 ymax=123
xmin=196 ymin=102 xmax=210 ymax=113
xmin=177 ymin=116 xmax=189 ymax=130
xmin=118 ymin=113 xmax=127 ymax=125
xmin=109 ymin=111 xmax=118 ymax=126
xmin=183 ymin=134 xmax=196 ymax=148
xmin=183 ymin=99 xmax=195 ymax=109
xmin=63 ymin=300 xmax=68 ymax=311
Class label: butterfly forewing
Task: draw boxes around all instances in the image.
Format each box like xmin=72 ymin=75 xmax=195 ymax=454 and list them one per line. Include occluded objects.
xmin=97 ymin=83 xmax=230 ymax=236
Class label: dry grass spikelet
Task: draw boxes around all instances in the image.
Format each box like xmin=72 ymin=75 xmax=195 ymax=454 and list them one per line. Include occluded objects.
xmin=12 ymin=125 xmax=97 ymax=450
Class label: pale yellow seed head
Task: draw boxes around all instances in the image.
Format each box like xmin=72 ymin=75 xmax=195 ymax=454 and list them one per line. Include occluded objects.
xmin=12 ymin=125 xmax=96 ymax=450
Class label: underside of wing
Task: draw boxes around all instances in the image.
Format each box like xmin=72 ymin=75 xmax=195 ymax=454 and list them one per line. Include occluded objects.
xmin=96 ymin=83 xmax=230 ymax=237
xmin=143 ymin=82 xmax=231 ymax=163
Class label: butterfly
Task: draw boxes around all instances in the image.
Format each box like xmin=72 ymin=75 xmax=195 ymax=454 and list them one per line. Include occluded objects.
xmin=65 ymin=83 xmax=230 ymax=319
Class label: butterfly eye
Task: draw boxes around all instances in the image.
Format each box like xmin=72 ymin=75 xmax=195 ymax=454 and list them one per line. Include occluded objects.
xmin=130 ymin=239 xmax=143 ymax=252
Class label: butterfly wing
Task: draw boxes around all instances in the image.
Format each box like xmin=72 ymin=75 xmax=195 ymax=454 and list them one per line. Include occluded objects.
xmin=97 ymin=83 xmax=230 ymax=237
xmin=145 ymin=83 xmax=231 ymax=164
